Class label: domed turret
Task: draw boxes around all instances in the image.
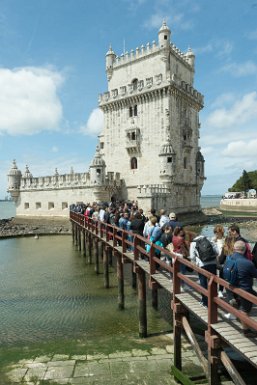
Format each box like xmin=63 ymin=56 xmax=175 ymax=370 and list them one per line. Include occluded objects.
xmin=7 ymin=160 xmax=22 ymax=200
xmin=106 ymin=45 xmax=116 ymax=81
xmin=90 ymin=146 xmax=106 ymax=186
xmin=158 ymin=21 xmax=171 ymax=49
xmin=159 ymin=141 xmax=176 ymax=180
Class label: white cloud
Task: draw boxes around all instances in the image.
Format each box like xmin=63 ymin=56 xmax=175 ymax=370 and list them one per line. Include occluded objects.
xmin=51 ymin=146 xmax=59 ymax=153
xmin=206 ymin=92 xmax=257 ymax=129
xmin=221 ymin=61 xmax=257 ymax=77
xmin=80 ymin=108 xmax=104 ymax=136
xmin=0 ymin=67 xmax=64 ymax=135
xmin=247 ymin=29 xmax=257 ymax=40
xmin=195 ymin=39 xmax=233 ymax=57
xmin=222 ymin=139 xmax=257 ymax=157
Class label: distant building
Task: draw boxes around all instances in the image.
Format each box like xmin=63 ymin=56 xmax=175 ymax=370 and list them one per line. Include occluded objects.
xmin=7 ymin=22 xmax=205 ymax=217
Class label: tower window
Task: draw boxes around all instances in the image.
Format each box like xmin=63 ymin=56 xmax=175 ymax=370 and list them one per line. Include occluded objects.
xmin=36 ymin=202 xmax=41 ymax=209
xmin=100 ymin=142 xmax=104 ymax=149
xmin=183 ymin=157 xmax=187 ymax=169
xmin=131 ymin=157 xmax=138 ymax=170
xmin=131 ymin=132 xmax=136 ymax=140
xmin=96 ymin=169 xmax=101 ymax=175
xmin=132 ymin=78 xmax=138 ymax=91
xmin=129 ymin=105 xmax=138 ymax=117
xmin=24 ymin=202 xmax=29 ymax=209
xmin=48 ymin=202 xmax=54 ymax=210
xmin=167 ymin=157 xmax=172 ymax=163
xmin=164 ymin=35 xmax=167 ymax=40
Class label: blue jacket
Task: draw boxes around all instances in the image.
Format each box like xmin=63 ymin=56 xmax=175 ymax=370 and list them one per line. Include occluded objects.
xmin=233 ymin=252 xmax=257 ymax=292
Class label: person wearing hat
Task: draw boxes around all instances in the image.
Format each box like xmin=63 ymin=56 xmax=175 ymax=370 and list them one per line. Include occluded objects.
xmin=167 ymin=212 xmax=182 ymax=229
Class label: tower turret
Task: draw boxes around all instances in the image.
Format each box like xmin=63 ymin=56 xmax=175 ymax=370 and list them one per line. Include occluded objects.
xmin=159 ymin=141 xmax=176 ymax=183
xmin=90 ymin=146 xmax=106 ymax=186
xmin=7 ymin=160 xmax=22 ymax=201
xmin=158 ymin=21 xmax=171 ymax=49
xmin=185 ymin=47 xmax=195 ymax=69
xmin=106 ymin=45 xmax=116 ymax=81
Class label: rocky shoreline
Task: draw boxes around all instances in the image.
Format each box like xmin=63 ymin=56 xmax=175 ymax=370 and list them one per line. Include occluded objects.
xmin=1 ymin=210 xmax=257 ymax=241
xmin=0 ymin=216 xmax=72 ymax=238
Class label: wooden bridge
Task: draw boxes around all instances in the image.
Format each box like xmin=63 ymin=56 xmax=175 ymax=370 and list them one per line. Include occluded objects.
xmin=70 ymin=211 xmax=257 ymax=385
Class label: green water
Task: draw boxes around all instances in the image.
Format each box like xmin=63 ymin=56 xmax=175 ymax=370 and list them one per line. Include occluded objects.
xmin=0 ymin=235 xmax=171 ymax=370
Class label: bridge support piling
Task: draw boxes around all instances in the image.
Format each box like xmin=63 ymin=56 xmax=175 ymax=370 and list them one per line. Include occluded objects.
xmin=116 ymin=252 xmax=124 ymax=309
xmin=131 ymin=265 xmax=137 ymax=289
xmin=151 ymin=282 xmax=158 ymax=309
xmin=82 ymin=230 xmax=85 ymax=255
xmin=72 ymin=222 xmax=75 ymax=244
xmin=94 ymin=239 xmax=100 ymax=274
xmin=88 ymin=233 xmax=92 ymax=264
xmin=75 ymin=224 xmax=78 ymax=246
xmin=137 ymin=267 xmax=147 ymax=338
xmin=78 ymin=228 xmax=81 ymax=252
xmin=103 ymin=246 xmax=110 ymax=288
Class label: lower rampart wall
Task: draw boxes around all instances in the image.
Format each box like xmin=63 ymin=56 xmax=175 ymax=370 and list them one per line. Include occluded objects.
xmin=220 ymin=198 xmax=257 ymax=213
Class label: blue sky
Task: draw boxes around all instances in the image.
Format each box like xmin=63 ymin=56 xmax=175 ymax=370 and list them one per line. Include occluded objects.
xmin=0 ymin=0 xmax=257 ymax=199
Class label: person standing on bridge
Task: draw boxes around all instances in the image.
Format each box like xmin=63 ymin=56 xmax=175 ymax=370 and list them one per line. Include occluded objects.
xmin=225 ymin=240 xmax=257 ymax=337
xmin=189 ymin=235 xmax=218 ymax=308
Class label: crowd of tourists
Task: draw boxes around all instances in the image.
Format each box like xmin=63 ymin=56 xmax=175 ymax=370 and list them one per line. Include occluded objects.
xmin=70 ymin=201 xmax=257 ymax=337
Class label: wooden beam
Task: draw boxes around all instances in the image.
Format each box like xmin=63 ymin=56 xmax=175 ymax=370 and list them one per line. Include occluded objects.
xmin=182 ymin=315 xmax=208 ymax=376
xmin=220 ymin=351 xmax=246 ymax=385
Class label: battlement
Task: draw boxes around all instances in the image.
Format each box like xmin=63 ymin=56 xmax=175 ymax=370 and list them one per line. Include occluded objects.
xmin=99 ymin=75 xmax=203 ymax=106
xmin=18 ymin=170 xmax=122 ymax=191
xmin=111 ymin=41 xmax=192 ymax=70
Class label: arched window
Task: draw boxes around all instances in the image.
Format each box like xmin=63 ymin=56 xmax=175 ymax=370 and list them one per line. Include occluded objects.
xmin=132 ymin=78 xmax=138 ymax=91
xmin=183 ymin=157 xmax=187 ymax=169
xmin=131 ymin=157 xmax=137 ymax=170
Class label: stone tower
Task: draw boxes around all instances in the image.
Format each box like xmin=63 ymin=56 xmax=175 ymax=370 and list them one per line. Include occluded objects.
xmin=98 ymin=21 xmax=205 ymax=213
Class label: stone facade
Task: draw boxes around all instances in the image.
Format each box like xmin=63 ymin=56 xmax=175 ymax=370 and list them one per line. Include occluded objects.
xmin=7 ymin=22 xmax=205 ymax=217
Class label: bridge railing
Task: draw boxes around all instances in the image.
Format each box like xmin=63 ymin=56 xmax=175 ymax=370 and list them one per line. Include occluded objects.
xmin=70 ymin=211 xmax=257 ymax=332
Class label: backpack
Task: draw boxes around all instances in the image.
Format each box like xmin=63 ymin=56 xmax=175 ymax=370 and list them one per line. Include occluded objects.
xmin=223 ymin=255 xmax=238 ymax=286
xmin=195 ymin=237 xmax=216 ymax=262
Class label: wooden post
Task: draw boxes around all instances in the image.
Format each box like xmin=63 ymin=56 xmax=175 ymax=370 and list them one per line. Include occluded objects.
xmin=137 ymin=267 xmax=147 ymax=338
xmin=103 ymin=245 xmax=110 ymax=288
xmin=94 ymin=239 xmax=100 ymax=274
xmin=82 ymin=230 xmax=85 ymax=255
xmin=131 ymin=264 xmax=137 ymax=289
xmin=84 ymin=231 xmax=87 ymax=258
xmin=108 ymin=247 xmax=113 ymax=267
xmin=173 ymin=256 xmax=182 ymax=371
xmin=151 ymin=282 xmax=158 ymax=309
xmin=88 ymin=233 xmax=92 ymax=264
xmin=75 ymin=224 xmax=78 ymax=246
xmin=116 ymin=252 xmax=124 ymax=309
xmin=78 ymin=228 xmax=81 ymax=252
xmin=207 ymin=276 xmax=220 ymax=385
xmin=72 ymin=222 xmax=75 ymax=244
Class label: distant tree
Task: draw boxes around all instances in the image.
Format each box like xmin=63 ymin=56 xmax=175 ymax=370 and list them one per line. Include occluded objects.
xmin=241 ymin=170 xmax=252 ymax=192
xmin=229 ymin=170 xmax=253 ymax=192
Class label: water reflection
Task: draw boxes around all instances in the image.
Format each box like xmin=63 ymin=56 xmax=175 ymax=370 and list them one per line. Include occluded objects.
xmin=0 ymin=236 xmax=170 ymax=346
